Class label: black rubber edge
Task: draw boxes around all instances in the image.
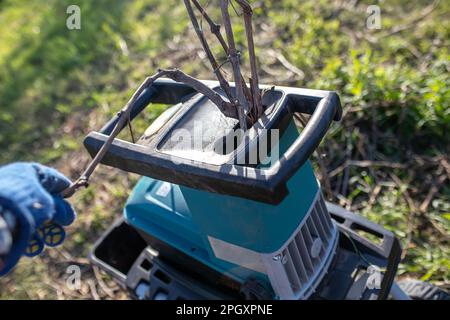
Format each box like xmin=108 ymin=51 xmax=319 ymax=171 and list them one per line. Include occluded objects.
xmin=84 ymin=79 xmax=342 ymax=204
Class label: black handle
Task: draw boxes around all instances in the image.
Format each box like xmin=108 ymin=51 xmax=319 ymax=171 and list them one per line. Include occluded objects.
xmin=266 ymin=92 xmax=341 ymax=187
xmin=211 ymin=90 xmax=342 ymax=204
xmin=99 ymin=81 xmax=196 ymax=135
xmin=84 ymin=80 xmax=342 ymax=205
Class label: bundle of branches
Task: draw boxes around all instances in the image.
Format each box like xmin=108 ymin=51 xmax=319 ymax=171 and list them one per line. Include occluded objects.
xmin=64 ymin=0 xmax=263 ymax=197
xmin=184 ymin=0 xmax=263 ymax=131
xmin=151 ymin=0 xmax=263 ymax=131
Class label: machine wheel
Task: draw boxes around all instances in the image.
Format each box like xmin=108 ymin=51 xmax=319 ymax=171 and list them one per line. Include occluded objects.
xmin=398 ymin=279 xmax=450 ymax=300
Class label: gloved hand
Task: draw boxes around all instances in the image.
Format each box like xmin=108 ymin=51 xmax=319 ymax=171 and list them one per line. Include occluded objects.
xmin=0 ymin=163 xmax=76 ymax=276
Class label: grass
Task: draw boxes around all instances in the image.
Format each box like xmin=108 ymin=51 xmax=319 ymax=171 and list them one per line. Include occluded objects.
xmin=0 ymin=0 xmax=448 ymax=299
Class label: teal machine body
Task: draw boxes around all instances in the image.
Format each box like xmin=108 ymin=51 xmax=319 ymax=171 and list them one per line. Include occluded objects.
xmin=86 ymin=79 xmax=402 ymax=300
xmin=124 ymin=122 xmax=322 ymax=292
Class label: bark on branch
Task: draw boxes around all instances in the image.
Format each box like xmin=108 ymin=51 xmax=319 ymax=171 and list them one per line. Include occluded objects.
xmin=220 ymin=0 xmax=250 ymax=130
xmin=156 ymin=68 xmax=237 ymax=117
xmin=190 ymin=0 xmax=253 ymax=127
xmin=183 ymin=0 xmax=235 ymax=104
xmin=235 ymin=0 xmax=263 ymax=117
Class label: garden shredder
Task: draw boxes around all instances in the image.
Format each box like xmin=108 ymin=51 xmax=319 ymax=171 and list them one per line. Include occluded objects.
xmin=57 ymin=0 xmax=449 ymax=301
xmin=77 ymin=78 xmax=411 ymax=300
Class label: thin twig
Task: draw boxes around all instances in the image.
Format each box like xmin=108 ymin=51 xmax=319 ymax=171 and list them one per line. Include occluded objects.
xmin=376 ymin=0 xmax=440 ymax=39
xmin=234 ymin=0 xmax=263 ymax=117
xmin=220 ymin=0 xmax=249 ymax=130
xmin=329 ymin=160 xmax=407 ymax=178
xmin=159 ymin=68 xmax=236 ymax=115
xmin=191 ymin=0 xmax=229 ymax=51
xmin=267 ymin=49 xmax=305 ymax=79
xmin=390 ymin=173 xmax=417 ymax=259
xmin=87 ymin=279 xmax=101 ymax=300
xmin=184 ymin=0 xmax=235 ymax=103
xmin=294 ymin=113 xmax=333 ymax=199
xmin=419 ymin=167 xmax=447 ymax=213
xmin=93 ymin=266 xmax=118 ymax=299
xmin=190 ymin=0 xmax=253 ymax=118
xmin=342 ymin=129 xmax=352 ymax=198
xmin=367 ymin=184 xmax=382 ymax=209
xmin=127 ymin=112 xmax=136 ymax=143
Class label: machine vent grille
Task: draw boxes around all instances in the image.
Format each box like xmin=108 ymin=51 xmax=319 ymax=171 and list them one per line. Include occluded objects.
xmin=264 ymin=192 xmax=338 ymax=300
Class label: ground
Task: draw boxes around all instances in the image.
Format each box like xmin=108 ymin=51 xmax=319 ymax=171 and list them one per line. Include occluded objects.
xmin=0 ymin=0 xmax=448 ymax=299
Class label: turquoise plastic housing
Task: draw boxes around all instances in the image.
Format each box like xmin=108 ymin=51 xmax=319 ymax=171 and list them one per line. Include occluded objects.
xmin=124 ymin=122 xmax=319 ymax=282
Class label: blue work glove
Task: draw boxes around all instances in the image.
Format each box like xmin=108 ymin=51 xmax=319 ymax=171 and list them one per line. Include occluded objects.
xmin=0 ymin=163 xmax=76 ymax=276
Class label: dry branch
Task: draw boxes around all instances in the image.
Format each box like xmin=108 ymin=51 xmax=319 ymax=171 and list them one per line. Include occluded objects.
xmin=191 ymin=0 xmax=229 ymax=51
xmin=328 ymin=160 xmax=407 ymax=178
xmin=220 ymin=0 xmax=250 ymax=130
xmin=235 ymin=0 xmax=263 ymax=117
xmin=64 ymin=0 xmax=265 ymax=197
xmin=158 ymin=68 xmax=236 ymax=116
xmin=190 ymin=0 xmax=253 ymax=121
xmin=267 ymin=49 xmax=305 ymax=79
xmin=183 ymin=0 xmax=235 ymax=103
